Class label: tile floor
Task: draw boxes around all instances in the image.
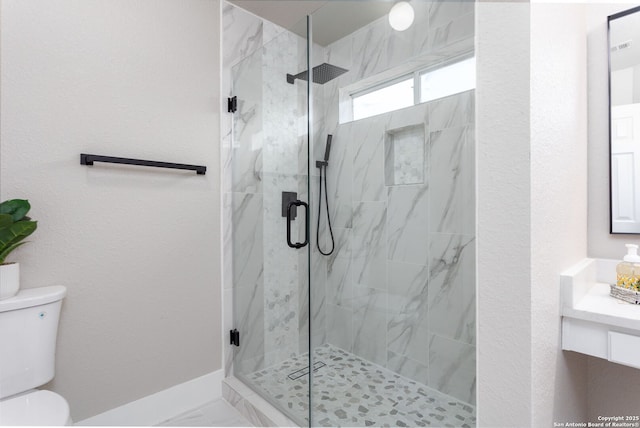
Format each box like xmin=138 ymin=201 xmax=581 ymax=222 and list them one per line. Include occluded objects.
xmin=243 ymin=344 xmax=476 ymax=428
xmin=158 ymin=398 xmax=253 ymax=427
xmin=160 ymin=344 xmax=475 ymax=427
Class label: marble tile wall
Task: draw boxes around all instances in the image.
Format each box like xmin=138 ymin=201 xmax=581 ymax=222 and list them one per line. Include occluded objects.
xmin=322 ymin=95 xmax=476 ymax=406
xmin=222 ymin=2 xmax=316 ymax=378
xmin=318 ymin=1 xmax=476 ymax=406
xmin=222 ymin=0 xmax=264 ymax=379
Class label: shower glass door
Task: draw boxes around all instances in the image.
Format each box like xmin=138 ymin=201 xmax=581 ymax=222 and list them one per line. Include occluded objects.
xmin=228 ymin=12 xmax=315 ymax=427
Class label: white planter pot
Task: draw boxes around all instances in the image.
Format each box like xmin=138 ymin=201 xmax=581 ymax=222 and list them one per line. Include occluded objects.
xmin=0 ymin=262 xmax=20 ymax=300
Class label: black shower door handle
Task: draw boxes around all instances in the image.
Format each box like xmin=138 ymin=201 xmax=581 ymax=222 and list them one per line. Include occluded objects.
xmin=286 ymin=200 xmax=309 ymax=249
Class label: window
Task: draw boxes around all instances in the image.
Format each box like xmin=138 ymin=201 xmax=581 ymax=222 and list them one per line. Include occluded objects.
xmin=352 ymin=76 xmax=414 ymax=121
xmin=420 ymin=57 xmax=476 ymax=103
xmin=348 ymin=56 xmax=475 ymax=122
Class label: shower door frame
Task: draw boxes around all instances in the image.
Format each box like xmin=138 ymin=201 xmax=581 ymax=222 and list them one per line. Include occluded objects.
xmin=305 ymin=16 xmax=315 ymax=428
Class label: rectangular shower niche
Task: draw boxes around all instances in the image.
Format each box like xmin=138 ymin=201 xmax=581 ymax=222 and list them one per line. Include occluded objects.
xmin=385 ymin=124 xmax=426 ymax=186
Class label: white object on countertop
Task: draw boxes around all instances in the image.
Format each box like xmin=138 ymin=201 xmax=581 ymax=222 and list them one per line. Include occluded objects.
xmin=624 ymin=244 xmax=640 ymax=262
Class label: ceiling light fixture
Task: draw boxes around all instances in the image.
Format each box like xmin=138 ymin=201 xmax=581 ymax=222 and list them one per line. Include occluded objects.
xmin=389 ymin=1 xmax=414 ymax=32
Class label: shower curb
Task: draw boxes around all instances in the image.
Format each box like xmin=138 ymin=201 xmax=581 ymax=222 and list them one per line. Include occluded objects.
xmin=222 ymin=377 xmax=299 ymax=427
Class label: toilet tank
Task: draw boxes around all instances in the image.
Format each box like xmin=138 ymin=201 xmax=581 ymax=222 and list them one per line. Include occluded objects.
xmin=0 ymin=285 xmax=66 ymax=399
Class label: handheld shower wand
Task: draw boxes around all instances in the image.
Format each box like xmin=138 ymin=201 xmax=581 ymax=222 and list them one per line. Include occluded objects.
xmin=316 ymin=135 xmax=332 ymax=168
xmin=316 ymin=135 xmax=335 ymax=256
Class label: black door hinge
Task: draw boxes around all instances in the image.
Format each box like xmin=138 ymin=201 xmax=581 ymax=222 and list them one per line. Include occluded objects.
xmin=230 ymin=329 xmax=240 ymax=347
xmin=227 ymin=96 xmax=237 ymax=113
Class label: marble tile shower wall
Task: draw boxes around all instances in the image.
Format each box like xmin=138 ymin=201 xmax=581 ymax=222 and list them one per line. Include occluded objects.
xmin=223 ymin=3 xmax=302 ymax=377
xmin=222 ymin=2 xmax=328 ymax=378
xmin=317 ymin=1 xmax=476 ymax=405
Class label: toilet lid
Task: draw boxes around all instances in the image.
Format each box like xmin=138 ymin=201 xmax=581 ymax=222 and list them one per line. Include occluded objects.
xmin=0 ymin=390 xmax=70 ymax=426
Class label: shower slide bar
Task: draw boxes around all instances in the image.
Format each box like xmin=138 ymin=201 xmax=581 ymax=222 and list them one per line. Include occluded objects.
xmin=80 ymin=154 xmax=207 ymax=175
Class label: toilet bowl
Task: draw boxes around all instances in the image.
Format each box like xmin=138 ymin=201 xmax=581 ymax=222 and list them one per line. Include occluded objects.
xmin=0 ymin=390 xmax=71 ymax=426
xmin=0 ymin=285 xmax=70 ymax=426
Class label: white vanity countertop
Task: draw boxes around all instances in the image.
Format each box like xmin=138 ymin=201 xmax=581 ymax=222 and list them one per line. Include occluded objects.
xmin=561 ymin=258 xmax=640 ymax=366
xmin=565 ymin=281 xmax=640 ymax=329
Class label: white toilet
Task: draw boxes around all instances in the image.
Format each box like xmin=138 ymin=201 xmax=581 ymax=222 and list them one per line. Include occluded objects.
xmin=0 ymin=285 xmax=71 ymax=426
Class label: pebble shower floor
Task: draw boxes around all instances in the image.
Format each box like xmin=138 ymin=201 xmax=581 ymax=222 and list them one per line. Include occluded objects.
xmin=244 ymin=344 xmax=476 ymax=427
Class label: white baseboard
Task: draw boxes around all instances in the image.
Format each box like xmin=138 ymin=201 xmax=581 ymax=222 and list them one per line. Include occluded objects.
xmin=77 ymin=369 xmax=223 ymax=426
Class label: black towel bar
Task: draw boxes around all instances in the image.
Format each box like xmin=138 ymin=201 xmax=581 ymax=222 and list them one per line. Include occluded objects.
xmin=80 ymin=154 xmax=206 ymax=175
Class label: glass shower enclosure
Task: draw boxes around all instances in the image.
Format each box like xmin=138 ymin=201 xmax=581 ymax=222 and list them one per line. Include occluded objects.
xmin=223 ymin=1 xmax=476 ymax=426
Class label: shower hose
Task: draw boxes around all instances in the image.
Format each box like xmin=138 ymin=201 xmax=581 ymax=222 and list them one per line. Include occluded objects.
xmin=316 ymin=163 xmax=335 ymax=256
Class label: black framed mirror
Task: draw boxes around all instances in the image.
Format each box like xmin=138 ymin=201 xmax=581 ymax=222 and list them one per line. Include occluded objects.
xmin=609 ymin=5 xmax=640 ymax=234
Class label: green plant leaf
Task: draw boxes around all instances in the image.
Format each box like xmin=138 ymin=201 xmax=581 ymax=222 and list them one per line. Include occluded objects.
xmin=0 ymin=199 xmax=31 ymax=222
xmin=0 ymin=214 xmax=13 ymax=230
xmin=0 ymin=201 xmax=36 ymax=264
xmin=0 ymin=241 xmax=27 ymax=264
xmin=0 ymin=221 xmax=37 ymax=259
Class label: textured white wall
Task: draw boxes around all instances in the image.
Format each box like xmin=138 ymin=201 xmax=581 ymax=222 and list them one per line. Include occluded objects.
xmin=0 ymin=0 xmax=221 ymax=421
xmin=476 ymin=3 xmax=532 ymax=425
xmin=586 ymin=3 xmax=640 ymax=418
xmin=530 ymin=3 xmax=589 ymax=424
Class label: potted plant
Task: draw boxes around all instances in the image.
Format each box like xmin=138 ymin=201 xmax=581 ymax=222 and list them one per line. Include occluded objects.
xmin=0 ymin=199 xmax=37 ymax=300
